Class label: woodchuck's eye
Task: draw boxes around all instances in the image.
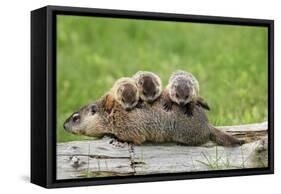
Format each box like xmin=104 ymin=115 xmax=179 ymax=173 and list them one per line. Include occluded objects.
xmin=122 ymin=98 xmax=125 ymax=103
xmin=176 ymin=93 xmax=179 ymax=98
xmin=139 ymin=79 xmax=143 ymax=85
xmin=90 ymin=104 xmax=97 ymax=114
xmin=72 ymin=114 xmax=80 ymax=123
xmin=143 ymin=91 xmax=147 ymax=96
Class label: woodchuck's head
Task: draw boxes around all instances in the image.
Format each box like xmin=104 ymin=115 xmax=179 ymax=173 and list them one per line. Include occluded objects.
xmin=168 ymin=76 xmax=195 ymax=106
xmin=113 ymin=78 xmax=139 ymax=111
xmin=63 ymin=103 xmax=109 ymax=137
xmin=133 ymin=71 xmax=162 ymax=103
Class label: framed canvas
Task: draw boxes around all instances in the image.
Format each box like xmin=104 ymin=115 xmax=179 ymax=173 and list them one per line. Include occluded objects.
xmin=31 ymin=5 xmax=274 ymax=188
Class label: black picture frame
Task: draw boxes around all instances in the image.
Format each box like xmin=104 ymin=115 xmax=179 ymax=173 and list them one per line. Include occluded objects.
xmin=31 ymin=5 xmax=274 ymax=188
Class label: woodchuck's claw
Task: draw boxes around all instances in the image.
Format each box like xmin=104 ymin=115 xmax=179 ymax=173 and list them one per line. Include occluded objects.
xmin=163 ymin=103 xmax=172 ymax=111
xmin=109 ymin=138 xmax=128 ymax=148
xmin=183 ymin=108 xmax=193 ymax=117
xmin=136 ymin=102 xmax=142 ymax=109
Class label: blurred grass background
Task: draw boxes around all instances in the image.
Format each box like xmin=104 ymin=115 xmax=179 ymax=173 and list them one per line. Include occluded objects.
xmin=57 ymin=15 xmax=268 ymax=143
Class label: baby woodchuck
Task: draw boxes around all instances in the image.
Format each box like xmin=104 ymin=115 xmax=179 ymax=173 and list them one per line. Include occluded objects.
xmin=132 ymin=71 xmax=162 ymax=104
xmin=103 ymin=77 xmax=139 ymax=113
xmin=163 ymin=70 xmax=210 ymax=116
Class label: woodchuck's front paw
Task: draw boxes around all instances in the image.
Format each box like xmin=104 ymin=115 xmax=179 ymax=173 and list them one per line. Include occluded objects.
xmin=109 ymin=138 xmax=129 ymax=148
xmin=196 ymin=97 xmax=211 ymax=111
xmin=183 ymin=107 xmax=193 ymax=116
xmin=163 ymin=102 xmax=173 ymax=111
xmin=136 ymin=101 xmax=143 ymax=109
xmin=182 ymin=104 xmax=194 ymax=116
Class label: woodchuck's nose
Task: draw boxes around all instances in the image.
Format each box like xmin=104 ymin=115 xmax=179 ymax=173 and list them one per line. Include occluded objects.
xmin=63 ymin=121 xmax=67 ymax=130
xmin=179 ymin=102 xmax=185 ymax=106
xmin=63 ymin=116 xmax=72 ymax=130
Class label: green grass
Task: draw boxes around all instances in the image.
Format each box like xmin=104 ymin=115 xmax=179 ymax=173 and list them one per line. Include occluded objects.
xmin=196 ymin=146 xmax=248 ymax=170
xmin=57 ymin=15 xmax=268 ymax=142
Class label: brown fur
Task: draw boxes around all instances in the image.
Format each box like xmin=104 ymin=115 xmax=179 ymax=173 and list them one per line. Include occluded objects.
xmin=210 ymin=127 xmax=244 ymax=146
xmin=101 ymin=93 xmax=115 ymax=114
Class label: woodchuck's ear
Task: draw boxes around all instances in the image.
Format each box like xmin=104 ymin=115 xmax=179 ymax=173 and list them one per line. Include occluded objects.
xmin=100 ymin=94 xmax=115 ymax=115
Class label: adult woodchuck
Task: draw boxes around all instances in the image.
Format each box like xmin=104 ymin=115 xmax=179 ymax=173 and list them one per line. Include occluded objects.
xmin=63 ymin=93 xmax=244 ymax=146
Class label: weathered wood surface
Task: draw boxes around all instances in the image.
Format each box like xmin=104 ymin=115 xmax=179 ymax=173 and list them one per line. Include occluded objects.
xmin=57 ymin=121 xmax=268 ymax=180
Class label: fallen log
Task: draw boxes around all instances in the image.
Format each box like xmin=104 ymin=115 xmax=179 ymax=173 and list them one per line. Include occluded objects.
xmin=57 ymin=121 xmax=268 ymax=180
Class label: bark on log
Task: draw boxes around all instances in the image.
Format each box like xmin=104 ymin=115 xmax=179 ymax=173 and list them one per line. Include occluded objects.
xmin=57 ymin=121 xmax=268 ymax=180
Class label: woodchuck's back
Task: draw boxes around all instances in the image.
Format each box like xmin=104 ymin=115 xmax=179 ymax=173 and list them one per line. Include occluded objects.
xmin=113 ymin=94 xmax=212 ymax=145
